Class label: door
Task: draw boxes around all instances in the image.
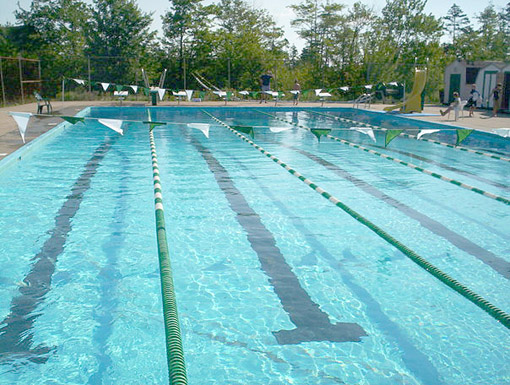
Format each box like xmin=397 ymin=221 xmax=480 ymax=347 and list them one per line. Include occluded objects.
xmin=482 ymin=71 xmax=497 ymax=108
xmin=502 ymin=73 xmax=510 ymax=111
xmin=449 ymin=74 xmax=461 ymax=103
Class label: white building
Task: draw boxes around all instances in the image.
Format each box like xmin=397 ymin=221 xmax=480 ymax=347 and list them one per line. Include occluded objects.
xmin=444 ymin=60 xmax=508 ymax=110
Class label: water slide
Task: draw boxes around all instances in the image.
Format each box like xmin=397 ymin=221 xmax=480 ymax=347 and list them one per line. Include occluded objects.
xmin=384 ymin=69 xmax=427 ymax=113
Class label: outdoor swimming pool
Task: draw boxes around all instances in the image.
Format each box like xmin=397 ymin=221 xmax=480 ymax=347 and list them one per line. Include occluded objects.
xmin=0 ymin=106 xmax=509 ymax=384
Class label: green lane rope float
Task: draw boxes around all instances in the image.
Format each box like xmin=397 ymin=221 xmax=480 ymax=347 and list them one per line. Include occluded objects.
xmin=255 ymin=110 xmax=510 ymax=206
xmin=309 ymin=110 xmax=510 ymax=163
xmin=201 ymin=109 xmax=510 ymax=330
xmin=149 ymin=129 xmax=188 ymax=385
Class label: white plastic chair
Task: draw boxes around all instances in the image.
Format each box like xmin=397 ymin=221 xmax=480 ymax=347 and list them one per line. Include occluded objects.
xmin=449 ymin=100 xmax=467 ymax=121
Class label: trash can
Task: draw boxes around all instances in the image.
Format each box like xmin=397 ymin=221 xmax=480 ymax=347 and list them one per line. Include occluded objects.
xmin=150 ymin=90 xmax=158 ymax=106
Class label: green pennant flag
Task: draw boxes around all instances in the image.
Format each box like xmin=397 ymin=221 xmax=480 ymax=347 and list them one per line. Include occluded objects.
xmin=302 ymin=90 xmax=310 ymax=97
xmin=199 ymin=91 xmax=206 ymax=98
xmin=143 ymin=87 xmax=150 ymax=96
xmin=142 ymin=121 xmax=166 ymax=131
xmin=232 ymin=125 xmax=254 ymax=138
xmin=327 ymin=88 xmax=334 ymax=93
xmin=115 ymin=85 xmax=124 ymax=92
xmin=250 ymin=91 xmax=259 ymax=98
xmin=227 ymin=91 xmax=233 ymax=100
xmin=61 ymin=116 xmax=85 ymax=125
xmin=385 ymin=129 xmax=403 ymax=146
xmin=310 ymin=128 xmax=331 ymax=142
xmin=456 ymin=129 xmax=473 ymax=146
xmin=278 ymin=91 xmax=285 ymax=98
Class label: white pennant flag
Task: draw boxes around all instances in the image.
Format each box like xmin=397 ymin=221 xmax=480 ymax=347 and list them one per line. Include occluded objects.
xmin=157 ymin=88 xmax=166 ymax=101
xmin=100 ymin=83 xmax=110 ymax=91
xmin=188 ymin=123 xmax=210 ymax=138
xmin=417 ymin=129 xmax=439 ymax=139
xmin=9 ymin=112 xmax=32 ymax=143
xmin=352 ymin=127 xmax=376 ymax=142
xmin=98 ymin=119 xmax=124 ymax=135
xmin=270 ymin=126 xmax=292 ymax=133
xmin=129 ymin=85 xmax=138 ymax=94
xmin=185 ymin=90 xmax=194 ymax=101
xmin=73 ymin=79 xmax=85 ymax=85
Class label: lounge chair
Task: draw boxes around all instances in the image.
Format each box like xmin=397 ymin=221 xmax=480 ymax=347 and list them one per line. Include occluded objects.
xmin=34 ymin=91 xmax=52 ymax=114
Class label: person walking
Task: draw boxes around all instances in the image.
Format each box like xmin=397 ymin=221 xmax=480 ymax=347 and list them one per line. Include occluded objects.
xmin=465 ymin=84 xmax=480 ymax=117
xmin=491 ymin=83 xmax=503 ymax=117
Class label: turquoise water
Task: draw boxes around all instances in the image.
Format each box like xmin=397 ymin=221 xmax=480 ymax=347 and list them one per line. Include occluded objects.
xmin=0 ymin=107 xmax=509 ymax=384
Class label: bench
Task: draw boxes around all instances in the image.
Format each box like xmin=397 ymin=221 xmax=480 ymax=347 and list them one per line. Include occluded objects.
xmin=34 ymin=92 xmax=52 ymax=114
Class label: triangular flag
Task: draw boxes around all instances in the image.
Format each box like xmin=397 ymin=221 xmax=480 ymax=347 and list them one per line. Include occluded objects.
xmin=8 ymin=112 xmax=32 ymax=143
xmin=143 ymin=121 xmax=166 ymax=131
xmin=143 ymin=87 xmax=150 ymax=96
xmin=302 ymin=90 xmax=310 ymax=97
xmin=417 ymin=129 xmax=439 ymax=139
xmin=352 ymin=127 xmax=376 ymax=142
xmin=340 ymin=86 xmax=349 ymax=92
xmin=310 ymin=128 xmax=331 ymax=142
xmin=385 ymin=129 xmax=403 ymax=146
xmin=98 ymin=118 xmax=124 ymax=135
xmin=314 ymin=89 xmax=322 ymax=96
xmin=456 ymin=129 xmax=473 ymax=146
xmin=115 ymin=85 xmax=124 ymax=92
xmin=100 ymin=83 xmax=110 ymax=92
xmin=188 ymin=123 xmax=210 ymax=138
xmin=232 ymin=125 xmax=254 ymax=138
xmin=61 ymin=116 xmax=85 ymax=125
xmin=269 ymin=126 xmax=292 ymax=133
xmin=157 ymin=88 xmax=166 ymax=101
xmin=73 ymin=79 xmax=85 ymax=85
xmin=130 ymin=85 xmax=138 ymax=94
xmin=185 ymin=90 xmax=194 ymax=101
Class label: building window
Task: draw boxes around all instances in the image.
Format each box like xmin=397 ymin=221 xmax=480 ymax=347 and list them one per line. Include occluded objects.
xmin=466 ymin=67 xmax=479 ymax=84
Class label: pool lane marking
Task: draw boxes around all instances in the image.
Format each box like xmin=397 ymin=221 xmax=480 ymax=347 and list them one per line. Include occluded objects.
xmin=0 ymin=138 xmax=116 ymax=363
xmin=202 ymin=110 xmax=510 ymax=330
xmin=187 ymin=129 xmax=367 ymax=345
xmin=309 ymin=110 xmax=510 ymax=163
xmin=255 ymin=109 xmax=510 ymax=206
xmin=223 ymin=151 xmax=444 ymax=385
xmin=149 ymin=129 xmax=188 ymax=385
xmin=366 ymin=143 xmax=510 ymax=192
xmin=287 ymin=145 xmax=510 ymax=279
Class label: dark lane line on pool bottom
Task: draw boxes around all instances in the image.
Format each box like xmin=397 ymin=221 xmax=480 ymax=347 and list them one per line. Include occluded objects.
xmin=286 ymin=144 xmax=510 ymax=281
xmin=186 ymin=135 xmax=367 ymax=345
xmin=221 ymin=150 xmax=445 ymax=385
xmin=0 ymin=137 xmax=117 ymax=364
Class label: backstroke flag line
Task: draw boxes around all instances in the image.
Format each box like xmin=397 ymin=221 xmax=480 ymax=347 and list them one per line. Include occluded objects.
xmin=8 ymin=112 xmax=32 ymax=143
xmin=98 ymin=119 xmax=124 ymax=135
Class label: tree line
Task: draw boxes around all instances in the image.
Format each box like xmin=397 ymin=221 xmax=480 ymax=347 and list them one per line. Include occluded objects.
xmin=0 ymin=0 xmax=509 ymax=103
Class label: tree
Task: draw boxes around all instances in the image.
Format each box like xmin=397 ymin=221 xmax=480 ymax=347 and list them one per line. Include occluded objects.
xmin=161 ymin=0 xmax=213 ymax=88
xmin=443 ymin=4 xmax=470 ymax=46
xmin=86 ymin=0 xmax=155 ymax=83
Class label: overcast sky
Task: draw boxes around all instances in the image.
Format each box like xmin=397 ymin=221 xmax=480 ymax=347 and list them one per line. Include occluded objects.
xmin=1 ymin=0 xmax=506 ymax=51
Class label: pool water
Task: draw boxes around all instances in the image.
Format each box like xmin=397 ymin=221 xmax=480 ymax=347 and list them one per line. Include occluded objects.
xmin=0 ymin=107 xmax=509 ymax=384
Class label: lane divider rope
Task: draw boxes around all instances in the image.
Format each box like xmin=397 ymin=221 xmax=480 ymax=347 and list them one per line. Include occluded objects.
xmin=255 ymin=109 xmax=510 ymax=206
xmin=201 ymin=109 xmax=510 ymax=330
xmin=309 ymin=110 xmax=510 ymax=163
xmin=149 ymin=129 xmax=188 ymax=385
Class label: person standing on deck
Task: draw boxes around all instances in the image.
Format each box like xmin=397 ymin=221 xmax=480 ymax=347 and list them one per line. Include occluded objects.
xmin=259 ymin=70 xmax=273 ymax=103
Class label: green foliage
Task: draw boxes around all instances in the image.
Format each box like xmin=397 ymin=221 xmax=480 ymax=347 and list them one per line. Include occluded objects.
xmin=1 ymin=0 xmax=508 ymax=103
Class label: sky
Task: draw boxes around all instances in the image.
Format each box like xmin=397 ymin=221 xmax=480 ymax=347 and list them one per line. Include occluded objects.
xmin=1 ymin=0 xmax=507 ymax=51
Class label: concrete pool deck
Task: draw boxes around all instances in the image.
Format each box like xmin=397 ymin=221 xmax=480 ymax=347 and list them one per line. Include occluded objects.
xmin=1 ymin=100 xmax=509 ymax=160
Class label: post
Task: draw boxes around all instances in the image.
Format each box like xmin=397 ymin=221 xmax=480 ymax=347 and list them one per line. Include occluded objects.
xmin=0 ymin=58 xmax=5 ymax=107
xmin=227 ymin=58 xmax=231 ymax=90
xmin=183 ymin=57 xmax=187 ymax=90
xmin=18 ymin=56 xmax=24 ymax=104
xmin=88 ymin=56 xmax=91 ymax=92
xmin=62 ymin=76 xmax=65 ymax=102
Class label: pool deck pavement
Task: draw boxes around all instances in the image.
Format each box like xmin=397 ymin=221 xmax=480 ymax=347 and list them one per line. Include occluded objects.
xmin=1 ymin=99 xmax=509 ymax=160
